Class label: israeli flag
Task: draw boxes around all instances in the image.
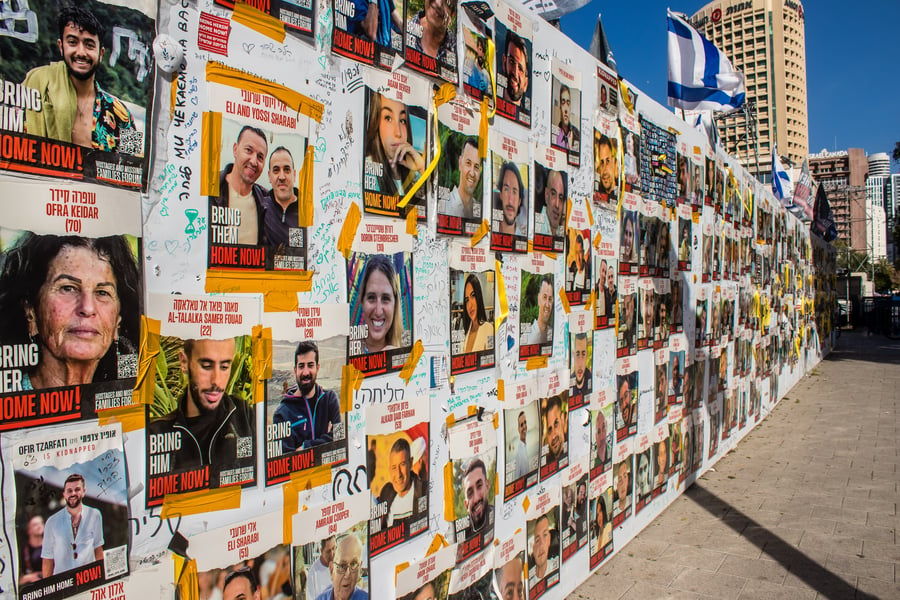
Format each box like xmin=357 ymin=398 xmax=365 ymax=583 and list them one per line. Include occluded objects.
xmin=772 ymin=145 xmax=792 ymax=202
xmin=667 ymin=10 xmax=745 ymax=113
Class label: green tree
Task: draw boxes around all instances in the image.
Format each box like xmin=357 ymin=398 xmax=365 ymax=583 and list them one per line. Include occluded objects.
xmin=873 ymin=259 xmax=899 ymax=293
xmin=833 ymin=239 xmax=869 ymax=273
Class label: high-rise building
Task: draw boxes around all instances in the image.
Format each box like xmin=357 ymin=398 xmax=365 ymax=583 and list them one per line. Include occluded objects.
xmin=866 ymin=176 xmax=888 ymax=260
xmin=867 ymin=152 xmax=891 ymax=178
xmin=690 ymin=0 xmax=808 ymax=177
xmin=808 ymin=149 xmax=868 ymax=252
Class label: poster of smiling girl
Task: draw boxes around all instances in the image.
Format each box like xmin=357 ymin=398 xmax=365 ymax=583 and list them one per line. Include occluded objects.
xmin=362 ymin=72 xmax=429 ymax=219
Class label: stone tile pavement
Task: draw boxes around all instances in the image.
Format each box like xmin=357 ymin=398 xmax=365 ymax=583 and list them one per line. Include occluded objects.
xmin=571 ymin=331 xmax=899 ymax=599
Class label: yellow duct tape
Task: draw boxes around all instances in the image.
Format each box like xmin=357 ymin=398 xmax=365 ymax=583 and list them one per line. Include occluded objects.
xmin=206 ymin=62 xmax=323 ymax=121
xmin=497 ymin=379 xmax=505 ymax=402
xmin=232 ymin=0 xmax=286 ymax=42
xmin=558 ymin=287 xmax=571 ymax=314
xmin=406 ymin=207 xmax=419 ymax=235
xmin=495 ymin=260 xmax=508 ymax=322
xmin=251 ymin=325 xmax=272 ymax=404
xmin=135 ymin=316 xmax=161 ymax=406
xmin=97 ymin=405 xmax=144 ymax=433
xmin=444 ymin=462 xmax=455 ymax=520
xmin=471 ymin=219 xmax=490 ymax=246
xmin=399 ymin=340 xmax=424 ymax=383
xmin=340 ymin=363 xmax=365 ymax=413
xmin=282 ymin=464 xmax=333 ymax=543
xmin=399 ymin=84 xmax=455 ymax=209
xmin=201 ymin=111 xmax=223 ymax=196
xmin=298 ymin=145 xmax=315 ymax=227
xmin=174 ymin=555 xmax=199 ymax=600
xmin=161 ymin=486 xmax=242 ymax=519
xmin=205 ymin=269 xmax=313 ymax=312
xmin=337 ymin=203 xmax=362 ymax=260
xmin=525 ymin=356 xmax=548 ymax=370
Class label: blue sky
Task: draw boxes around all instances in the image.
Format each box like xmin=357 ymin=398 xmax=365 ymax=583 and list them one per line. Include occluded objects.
xmin=560 ymin=1 xmax=900 ymax=170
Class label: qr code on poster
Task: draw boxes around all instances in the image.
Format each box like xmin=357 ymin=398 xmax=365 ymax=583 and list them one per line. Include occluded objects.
xmin=118 ymin=353 xmax=138 ymax=378
xmin=103 ymin=545 xmax=128 ymax=578
xmin=118 ymin=129 xmax=144 ymax=156
xmin=289 ymin=227 xmax=304 ymax=248
xmin=237 ymin=436 xmax=253 ymax=458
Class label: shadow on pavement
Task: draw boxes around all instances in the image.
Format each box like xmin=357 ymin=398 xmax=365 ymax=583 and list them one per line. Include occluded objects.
xmin=685 ymin=484 xmax=878 ymax=600
xmin=823 ymin=330 xmax=900 ymax=365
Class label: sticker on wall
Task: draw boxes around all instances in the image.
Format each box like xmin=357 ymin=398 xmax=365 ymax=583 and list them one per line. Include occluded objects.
xmin=518 ymin=252 xmax=555 ymax=360
xmin=549 ymin=59 xmax=581 ymax=167
xmin=501 ymin=377 xmax=539 ymax=501
xmin=436 ymin=100 xmax=485 ymax=237
xmin=490 ymin=134 xmax=530 ymax=253
xmin=532 ymin=145 xmax=567 ymax=254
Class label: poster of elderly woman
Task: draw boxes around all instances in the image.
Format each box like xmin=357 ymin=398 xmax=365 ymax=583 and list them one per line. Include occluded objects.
xmin=0 ymin=180 xmax=141 ymax=429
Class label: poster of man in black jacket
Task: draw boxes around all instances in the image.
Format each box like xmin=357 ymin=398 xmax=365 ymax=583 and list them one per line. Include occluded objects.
xmin=146 ymin=337 xmax=256 ymax=505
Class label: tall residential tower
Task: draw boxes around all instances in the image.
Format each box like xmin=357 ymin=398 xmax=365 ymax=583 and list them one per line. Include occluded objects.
xmin=690 ymin=0 xmax=808 ymax=177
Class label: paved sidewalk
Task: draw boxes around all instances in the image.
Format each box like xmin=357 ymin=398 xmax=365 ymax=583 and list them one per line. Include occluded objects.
xmin=571 ymin=331 xmax=900 ymax=599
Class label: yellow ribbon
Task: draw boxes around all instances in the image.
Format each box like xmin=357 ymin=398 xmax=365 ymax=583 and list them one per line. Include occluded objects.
xmin=398 ymin=83 xmax=456 ymax=209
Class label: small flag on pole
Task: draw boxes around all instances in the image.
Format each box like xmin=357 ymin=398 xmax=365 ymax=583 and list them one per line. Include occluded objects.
xmin=667 ymin=10 xmax=745 ymax=113
xmin=772 ymin=144 xmax=792 ymax=202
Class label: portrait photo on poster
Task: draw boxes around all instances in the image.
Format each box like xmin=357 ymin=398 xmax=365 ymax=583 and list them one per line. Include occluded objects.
xmin=449 ymin=269 xmax=495 ymax=375
xmin=502 ymin=401 xmax=539 ymax=500
xmin=518 ymin=270 xmax=553 ymax=360
xmin=265 ymin=334 xmax=348 ymax=486
xmin=0 ymin=0 xmax=155 ymax=188
xmin=362 ymin=87 xmax=428 ymax=219
xmin=346 ymin=251 xmax=414 ymax=375
xmin=145 ymin=335 xmax=257 ymax=506
xmin=590 ymin=405 xmax=613 ymax=479
xmin=539 ymin=392 xmax=569 ymax=480
xmin=0 ymin=231 xmax=142 ymax=428
xmin=589 ymin=482 xmax=613 ymax=568
xmin=593 ymin=126 xmax=619 ymax=208
xmin=332 ymin=0 xmax=404 ymax=69
xmin=549 ymin=61 xmax=581 ymax=167
xmin=447 ymin=448 xmax=497 ymax=562
xmin=526 ymin=504 xmax=560 ymax=600
xmin=490 ymin=150 xmax=530 ymax=254
xmin=206 ymin=113 xmax=309 ymax=272
xmin=404 ymin=0 xmax=458 ymax=81
xmin=435 ymin=100 xmax=484 ymax=237
xmin=532 ymin=159 xmax=567 ymax=253
xmin=560 ymin=472 xmax=589 ymax=562
xmin=367 ymin=418 xmax=430 ymax=557
xmin=493 ymin=15 xmax=532 ymax=127
xmin=460 ymin=11 xmax=491 ymax=101
xmin=215 ymin=0 xmax=315 ymax=40
xmin=4 ymin=422 xmax=129 ymax=600
xmin=292 ymin=499 xmax=370 ymax=600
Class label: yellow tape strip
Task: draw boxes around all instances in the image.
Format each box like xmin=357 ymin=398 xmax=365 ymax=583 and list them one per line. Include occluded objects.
xmin=584 ymin=289 xmax=595 ymax=311
xmin=282 ymin=464 xmax=333 ymax=544
xmin=206 ymin=62 xmax=323 ymax=121
xmin=470 ymin=219 xmax=490 ymax=246
xmin=521 ymin=495 xmax=531 ymax=513
xmin=593 ymin=233 xmax=601 ymax=251
xmin=585 ymin=201 xmax=594 ymax=226
xmin=446 ymin=413 xmax=456 ymax=428
xmin=161 ymin=486 xmax=242 ymax=519
xmin=170 ymin=75 xmax=178 ymax=120
xmin=565 ymin=198 xmax=572 ymax=229
xmin=492 ymin=412 xmax=499 ymax=429
xmin=444 ymin=462 xmax=455 ymax=520
xmin=201 ymin=111 xmax=222 ymax=197
xmin=399 ymin=84 xmax=455 ymax=209
xmin=525 ymin=356 xmax=548 ymax=370
xmin=340 ymin=363 xmax=365 ymax=413
xmin=337 ymin=203 xmax=362 ymax=260
xmin=497 ymin=379 xmax=504 ymax=402
xmin=205 ymin=269 xmax=313 ymax=312
xmin=495 ymin=260 xmax=508 ymax=322
xmin=406 ymin=207 xmax=419 ymax=235
xmin=232 ymin=0 xmax=286 ymax=41
xmin=558 ymin=286 xmax=571 ymax=314
xmin=479 ymin=98 xmax=489 ymax=158
xmin=135 ymin=316 xmax=161 ymax=406
xmin=298 ymin=145 xmax=315 ymax=227
xmin=399 ymin=339 xmax=424 ymax=383
xmin=486 ymin=37 xmax=497 ymax=119
xmin=97 ymin=405 xmax=144 ymax=433
xmin=174 ymin=555 xmax=199 ymax=600
xmin=251 ymin=325 xmax=272 ymax=405
xmin=427 ymin=533 xmax=449 ymax=554
xmin=395 ymin=562 xmax=410 ymax=584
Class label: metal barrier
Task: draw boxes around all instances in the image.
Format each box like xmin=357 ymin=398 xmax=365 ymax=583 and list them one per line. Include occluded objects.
xmin=861 ymin=296 xmax=900 ymax=338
